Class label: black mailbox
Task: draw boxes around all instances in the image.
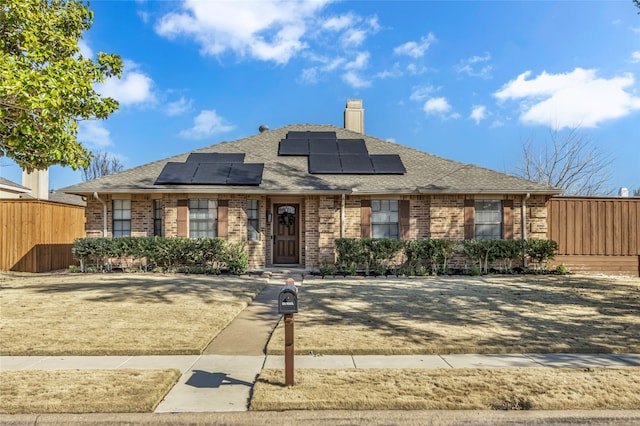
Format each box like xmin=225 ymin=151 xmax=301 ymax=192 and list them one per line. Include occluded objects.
xmin=278 ymin=284 xmax=298 ymax=314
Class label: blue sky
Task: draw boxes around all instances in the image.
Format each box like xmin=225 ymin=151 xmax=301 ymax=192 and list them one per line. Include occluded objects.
xmin=2 ymin=0 xmax=639 ymax=193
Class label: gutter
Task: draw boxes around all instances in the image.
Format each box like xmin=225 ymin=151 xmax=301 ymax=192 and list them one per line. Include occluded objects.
xmin=341 ymin=193 xmax=346 ymax=238
xmin=93 ymin=192 xmax=108 ymax=237
xmin=522 ymin=192 xmax=530 ymax=268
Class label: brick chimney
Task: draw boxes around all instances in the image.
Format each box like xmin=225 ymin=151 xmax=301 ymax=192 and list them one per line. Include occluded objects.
xmin=344 ymin=99 xmax=364 ymax=134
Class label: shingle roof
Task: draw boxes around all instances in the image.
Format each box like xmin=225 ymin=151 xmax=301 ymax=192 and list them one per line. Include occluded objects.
xmin=0 ymin=177 xmax=29 ymax=192
xmin=62 ymin=124 xmax=561 ymax=196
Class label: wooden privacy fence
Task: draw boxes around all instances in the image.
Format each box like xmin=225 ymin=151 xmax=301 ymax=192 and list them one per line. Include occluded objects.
xmin=0 ymin=200 xmax=85 ymax=272
xmin=548 ymin=196 xmax=640 ymax=276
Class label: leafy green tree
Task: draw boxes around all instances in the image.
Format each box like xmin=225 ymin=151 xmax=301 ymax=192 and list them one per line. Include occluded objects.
xmin=0 ymin=0 xmax=122 ymax=172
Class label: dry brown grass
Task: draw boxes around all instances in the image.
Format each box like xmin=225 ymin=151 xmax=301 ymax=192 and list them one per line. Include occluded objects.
xmin=0 ymin=272 xmax=266 ymax=355
xmin=251 ymin=367 xmax=640 ymax=410
xmin=267 ymin=275 xmax=640 ymax=355
xmin=0 ymin=369 xmax=180 ymax=413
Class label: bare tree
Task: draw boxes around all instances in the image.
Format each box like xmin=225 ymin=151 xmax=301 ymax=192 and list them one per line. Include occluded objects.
xmin=82 ymin=151 xmax=124 ymax=181
xmin=513 ymin=126 xmax=612 ymax=196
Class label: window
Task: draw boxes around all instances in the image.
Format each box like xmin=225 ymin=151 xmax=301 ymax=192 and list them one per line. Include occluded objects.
xmin=475 ymin=200 xmax=502 ymax=240
xmin=189 ymin=199 xmax=218 ymax=238
xmin=153 ymin=200 xmax=162 ymax=237
xmin=247 ymin=199 xmax=259 ymax=241
xmin=371 ymin=199 xmax=399 ymax=239
xmin=112 ymin=199 xmax=131 ymax=237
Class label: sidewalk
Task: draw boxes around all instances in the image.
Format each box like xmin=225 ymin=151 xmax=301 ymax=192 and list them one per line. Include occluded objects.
xmin=1 ymin=273 xmax=639 ymax=415
xmin=2 ymin=353 xmax=639 ymax=413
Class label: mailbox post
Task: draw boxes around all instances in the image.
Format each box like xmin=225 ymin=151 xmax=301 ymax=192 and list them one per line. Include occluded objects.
xmin=278 ymin=278 xmax=298 ymax=386
xmin=284 ymin=313 xmax=294 ymax=386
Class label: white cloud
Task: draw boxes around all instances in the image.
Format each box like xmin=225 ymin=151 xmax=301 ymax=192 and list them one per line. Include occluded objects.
xmin=138 ymin=10 xmax=150 ymax=24
xmin=470 ymin=105 xmax=487 ymax=124
xmin=166 ymin=97 xmax=192 ymax=116
xmin=78 ymin=120 xmax=112 ymax=148
xmin=180 ymin=110 xmax=234 ymax=139
xmin=78 ymin=39 xmax=93 ymax=58
xmin=423 ymin=97 xmax=460 ymax=120
xmin=342 ymin=28 xmax=367 ymax=47
xmin=322 ymin=57 xmax=345 ymax=72
xmin=494 ymin=68 xmax=640 ymax=128
xmin=424 ymin=97 xmax=451 ymax=115
xmin=456 ymin=52 xmax=492 ymax=78
xmin=629 ymin=51 xmax=640 ymax=63
xmin=299 ymin=53 xmax=347 ymax=84
xmin=468 ymin=52 xmax=491 ymax=63
xmin=367 ymin=16 xmax=381 ymax=33
xmin=322 ymin=14 xmax=356 ymax=31
xmin=97 ymin=61 xmax=155 ymax=106
xmin=342 ymin=71 xmax=370 ymax=88
xmin=340 ymin=51 xmax=376 ymax=88
xmin=406 ymin=63 xmax=427 ymax=75
xmin=393 ymin=33 xmax=436 ymax=58
xmin=376 ymin=63 xmax=402 ymax=79
xmin=345 ymin=52 xmax=369 ymax=70
xmin=323 ymin=13 xmax=379 ymax=48
xmin=155 ymin=0 xmax=331 ymax=64
xmin=410 ymin=85 xmax=437 ymax=102
xmin=299 ymin=67 xmax=320 ymax=84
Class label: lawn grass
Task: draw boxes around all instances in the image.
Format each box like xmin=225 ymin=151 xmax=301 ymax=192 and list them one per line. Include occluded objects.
xmin=251 ymin=367 xmax=640 ymax=410
xmin=267 ymin=275 xmax=640 ymax=355
xmin=0 ymin=272 xmax=266 ymax=355
xmin=0 ymin=369 xmax=180 ymax=413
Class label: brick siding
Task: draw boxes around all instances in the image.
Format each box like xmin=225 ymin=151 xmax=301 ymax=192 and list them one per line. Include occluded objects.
xmin=83 ymin=192 xmax=551 ymax=270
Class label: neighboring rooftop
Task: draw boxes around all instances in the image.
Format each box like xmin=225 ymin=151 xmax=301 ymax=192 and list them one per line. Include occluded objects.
xmin=0 ymin=177 xmax=29 ymax=192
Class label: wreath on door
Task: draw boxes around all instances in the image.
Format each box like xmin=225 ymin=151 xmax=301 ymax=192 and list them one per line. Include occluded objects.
xmin=278 ymin=211 xmax=295 ymax=227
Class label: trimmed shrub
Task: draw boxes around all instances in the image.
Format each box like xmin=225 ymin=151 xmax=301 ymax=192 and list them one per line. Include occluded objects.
xmin=526 ymin=239 xmax=559 ymax=271
xmin=462 ymin=239 xmax=499 ymax=274
xmin=225 ymin=242 xmax=248 ymax=275
xmin=72 ymin=237 xmax=246 ymax=274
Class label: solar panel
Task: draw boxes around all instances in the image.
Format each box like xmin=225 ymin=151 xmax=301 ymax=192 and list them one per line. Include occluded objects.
xmin=338 ymin=139 xmax=368 ymax=155
xmin=310 ymin=131 xmax=337 ymax=139
xmin=227 ymin=163 xmax=264 ymax=185
xmin=191 ymin=163 xmax=231 ymax=184
xmin=309 ymin=139 xmax=338 ymax=154
xmin=278 ymin=138 xmax=309 ymax=156
xmin=340 ymin=154 xmax=374 ymax=174
xmin=285 ymin=131 xmax=308 ymax=140
xmin=286 ymin=131 xmax=336 ymax=139
xmin=370 ymin=155 xmax=406 ymax=174
xmin=308 ymin=154 xmax=342 ymax=173
xmin=187 ymin=153 xmax=245 ymax=163
xmin=155 ymin=162 xmax=199 ymax=184
xmin=156 ymin=158 xmax=264 ymax=185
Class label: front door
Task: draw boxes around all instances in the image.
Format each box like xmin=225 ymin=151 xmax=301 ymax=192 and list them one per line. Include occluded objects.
xmin=273 ymin=204 xmax=299 ymax=264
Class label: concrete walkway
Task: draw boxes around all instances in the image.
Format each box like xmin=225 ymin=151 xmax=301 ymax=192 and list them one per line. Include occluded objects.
xmin=202 ymin=283 xmax=282 ymax=355
xmin=157 ymin=273 xmax=297 ymax=412
xmin=1 ymin=272 xmax=639 ymax=414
